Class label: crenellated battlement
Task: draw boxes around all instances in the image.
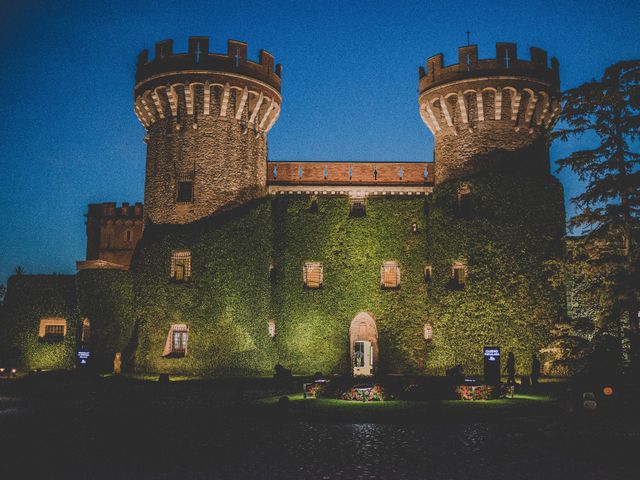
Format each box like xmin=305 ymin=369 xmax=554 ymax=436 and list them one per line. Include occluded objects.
xmin=136 ymin=36 xmax=283 ymax=225
xmin=419 ymin=43 xmax=559 ymax=93
xmin=135 ymin=37 xmax=282 ymax=97
xmin=87 ymin=202 xmax=144 ymax=220
xmin=417 ymin=42 xmax=562 ymax=184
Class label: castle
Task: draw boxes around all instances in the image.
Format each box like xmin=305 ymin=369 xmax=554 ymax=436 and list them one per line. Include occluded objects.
xmin=0 ymin=38 xmax=566 ymax=377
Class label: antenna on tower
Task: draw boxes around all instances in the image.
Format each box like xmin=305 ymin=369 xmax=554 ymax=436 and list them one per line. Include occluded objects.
xmin=466 ymin=31 xmax=471 ymax=46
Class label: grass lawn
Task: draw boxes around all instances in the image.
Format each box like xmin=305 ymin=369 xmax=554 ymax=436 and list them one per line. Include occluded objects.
xmin=250 ymin=392 xmax=562 ymax=422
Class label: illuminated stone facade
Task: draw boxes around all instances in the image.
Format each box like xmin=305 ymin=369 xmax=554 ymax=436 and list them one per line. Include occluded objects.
xmin=0 ymin=39 xmax=567 ymax=377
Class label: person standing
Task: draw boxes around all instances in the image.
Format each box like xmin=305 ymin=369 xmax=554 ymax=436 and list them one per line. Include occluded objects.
xmin=531 ymin=354 xmax=541 ymax=387
xmin=504 ymin=351 xmax=516 ymax=385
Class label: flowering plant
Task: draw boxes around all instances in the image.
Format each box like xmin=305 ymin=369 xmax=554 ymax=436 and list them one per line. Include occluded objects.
xmin=341 ymin=384 xmax=385 ymax=401
xmin=455 ymin=384 xmax=495 ymax=400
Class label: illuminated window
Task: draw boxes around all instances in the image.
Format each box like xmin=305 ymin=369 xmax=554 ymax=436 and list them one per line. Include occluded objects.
xmin=349 ymin=196 xmax=366 ymax=217
xmin=423 ymin=265 xmax=433 ymax=282
xmin=451 ymin=263 xmax=467 ymax=289
xmin=303 ymin=262 xmax=323 ymax=288
xmin=170 ymin=251 xmax=192 ymax=282
xmin=38 ymin=318 xmax=67 ymax=341
xmin=163 ymin=324 xmax=188 ymax=358
xmin=381 ymin=261 xmax=400 ymax=289
xmin=176 ymin=181 xmax=194 ymax=203
xmin=457 ymin=185 xmax=472 ymax=218
xmin=423 ymin=323 xmax=433 ymax=341
xmin=81 ymin=318 xmax=91 ymax=344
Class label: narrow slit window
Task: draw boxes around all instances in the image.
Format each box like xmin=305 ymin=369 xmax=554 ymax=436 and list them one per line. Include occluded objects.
xmin=423 ymin=266 xmax=433 ymax=282
xmin=170 ymin=251 xmax=192 ymax=282
xmin=423 ymin=323 xmax=433 ymax=341
xmin=303 ymin=262 xmax=323 ymax=288
xmin=81 ymin=318 xmax=91 ymax=344
xmin=381 ymin=261 xmax=400 ymax=289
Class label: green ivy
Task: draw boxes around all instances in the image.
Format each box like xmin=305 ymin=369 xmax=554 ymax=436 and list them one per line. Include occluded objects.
xmin=0 ymin=275 xmax=78 ymax=370
xmin=0 ymin=170 xmax=566 ymax=377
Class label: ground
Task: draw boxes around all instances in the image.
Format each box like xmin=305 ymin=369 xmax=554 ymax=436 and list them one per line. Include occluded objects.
xmin=0 ymin=374 xmax=638 ymax=479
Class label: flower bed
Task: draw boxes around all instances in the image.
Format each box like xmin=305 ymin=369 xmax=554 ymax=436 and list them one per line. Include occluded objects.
xmin=455 ymin=384 xmax=495 ymax=400
xmin=341 ymin=384 xmax=386 ymax=402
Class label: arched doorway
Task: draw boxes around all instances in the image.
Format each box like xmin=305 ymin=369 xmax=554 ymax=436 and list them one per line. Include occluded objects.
xmin=349 ymin=312 xmax=378 ymax=377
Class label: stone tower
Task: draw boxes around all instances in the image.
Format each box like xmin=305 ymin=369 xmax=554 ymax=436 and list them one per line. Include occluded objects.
xmin=134 ymin=37 xmax=282 ymax=224
xmin=418 ymin=43 xmax=561 ymax=183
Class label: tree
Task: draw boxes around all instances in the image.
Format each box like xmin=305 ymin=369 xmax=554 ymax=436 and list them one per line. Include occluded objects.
xmin=553 ymin=60 xmax=640 ymax=379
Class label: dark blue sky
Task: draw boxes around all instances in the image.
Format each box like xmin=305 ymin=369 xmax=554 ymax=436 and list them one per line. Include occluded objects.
xmin=1 ymin=0 xmax=638 ymax=285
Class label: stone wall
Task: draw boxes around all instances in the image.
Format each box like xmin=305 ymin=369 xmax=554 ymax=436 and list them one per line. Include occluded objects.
xmin=86 ymin=202 xmax=144 ymax=267
xmin=135 ymin=38 xmax=282 ymax=225
xmin=418 ymin=43 xmax=561 ymax=184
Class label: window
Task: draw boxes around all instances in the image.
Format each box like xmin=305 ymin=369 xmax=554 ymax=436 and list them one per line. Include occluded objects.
xmin=349 ymin=196 xmax=366 ymax=217
xmin=451 ymin=263 xmax=467 ymax=289
xmin=163 ymin=324 xmax=188 ymax=357
xmin=170 ymin=251 xmax=192 ymax=282
xmin=381 ymin=261 xmax=400 ymax=289
xmin=81 ymin=318 xmax=91 ymax=344
xmin=423 ymin=323 xmax=433 ymax=341
xmin=309 ymin=196 xmax=319 ymax=213
xmin=125 ymin=229 xmax=133 ymax=242
xmin=268 ymin=320 xmax=276 ymax=338
xmin=38 ymin=318 xmax=67 ymax=342
xmin=457 ymin=185 xmax=472 ymax=218
xmin=176 ymin=181 xmax=194 ymax=203
xmin=303 ymin=262 xmax=323 ymax=288
xmin=423 ymin=265 xmax=433 ymax=282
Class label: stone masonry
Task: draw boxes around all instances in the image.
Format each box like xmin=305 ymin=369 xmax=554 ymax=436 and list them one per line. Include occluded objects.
xmin=418 ymin=43 xmax=561 ymax=184
xmin=134 ymin=37 xmax=282 ymax=224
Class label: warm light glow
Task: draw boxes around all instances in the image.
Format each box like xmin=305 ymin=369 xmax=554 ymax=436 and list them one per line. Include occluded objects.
xmin=268 ymin=319 xmax=276 ymax=338
xmin=603 ymin=386 xmax=613 ymax=396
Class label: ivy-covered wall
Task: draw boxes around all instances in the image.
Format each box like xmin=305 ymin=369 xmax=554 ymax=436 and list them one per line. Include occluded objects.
xmin=0 ymin=275 xmax=78 ymax=370
xmin=0 ymin=171 xmax=566 ymax=377
xmin=271 ymin=195 xmax=429 ymax=375
xmin=131 ymin=200 xmax=277 ymax=376
xmin=76 ymin=269 xmax=136 ymax=372
xmin=129 ymin=168 xmax=565 ymax=376
xmin=425 ymin=171 xmax=566 ymax=374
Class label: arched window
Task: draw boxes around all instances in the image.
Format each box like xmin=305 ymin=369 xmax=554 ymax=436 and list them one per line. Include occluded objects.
xmin=423 ymin=265 xmax=433 ymax=282
xmin=125 ymin=229 xmax=133 ymax=242
xmin=81 ymin=318 xmax=91 ymax=344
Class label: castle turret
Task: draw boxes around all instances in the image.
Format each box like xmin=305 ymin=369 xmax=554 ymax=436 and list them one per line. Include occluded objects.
xmin=134 ymin=37 xmax=282 ymax=224
xmin=418 ymin=43 xmax=560 ymax=183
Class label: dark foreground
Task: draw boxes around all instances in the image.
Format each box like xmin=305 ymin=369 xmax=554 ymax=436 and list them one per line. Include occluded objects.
xmin=0 ymin=375 xmax=638 ymax=479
